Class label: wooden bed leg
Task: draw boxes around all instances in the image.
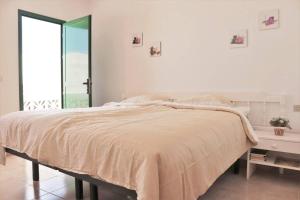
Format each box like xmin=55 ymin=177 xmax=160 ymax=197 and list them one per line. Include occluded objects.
xmin=233 ymin=159 xmax=240 ymax=174
xmin=32 ymin=162 xmax=39 ymax=181
xmin=75 ymin=178 xmax=83 ymax=199
xmin=90 ymin=183 xmax=98 ymax=200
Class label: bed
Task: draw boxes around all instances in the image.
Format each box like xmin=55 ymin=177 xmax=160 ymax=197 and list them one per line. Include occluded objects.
xmin=0 ymin=94 xmax=259 ymax=200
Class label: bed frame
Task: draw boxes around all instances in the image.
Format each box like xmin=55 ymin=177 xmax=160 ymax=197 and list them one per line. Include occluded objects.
xmin=5 ymin=147 xmax=240 ymax=200
xmin=5 ymin=148 xmax=137 ymax=200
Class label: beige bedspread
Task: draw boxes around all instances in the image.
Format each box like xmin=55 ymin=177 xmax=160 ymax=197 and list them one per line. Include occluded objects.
xmin=0 ymin=102 xmax=257 ymax=200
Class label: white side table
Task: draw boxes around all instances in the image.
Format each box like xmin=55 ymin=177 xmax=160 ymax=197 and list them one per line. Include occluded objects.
xmin=247 ymin=128 xmax=300 ymax=179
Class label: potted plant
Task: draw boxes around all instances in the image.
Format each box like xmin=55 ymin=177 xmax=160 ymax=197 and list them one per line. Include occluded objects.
xmin=269 ymin=117 xmax=292 ymax=136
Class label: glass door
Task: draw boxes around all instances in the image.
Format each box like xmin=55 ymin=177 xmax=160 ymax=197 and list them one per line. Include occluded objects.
xmin=18 ymin=10 xmax=64 ymax=111
xmin=63 ymin=16 xmax=92 ymax=108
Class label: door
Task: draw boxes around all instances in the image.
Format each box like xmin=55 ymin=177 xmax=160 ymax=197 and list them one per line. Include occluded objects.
xmin=63 ymin=16 xmax=92 ymax=108
xmin=18 ymin=10 xmax=65 ymax=111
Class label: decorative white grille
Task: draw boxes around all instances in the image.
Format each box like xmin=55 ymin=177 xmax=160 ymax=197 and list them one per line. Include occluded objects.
xmin=24 ymin=99 xmax=60 ymax=111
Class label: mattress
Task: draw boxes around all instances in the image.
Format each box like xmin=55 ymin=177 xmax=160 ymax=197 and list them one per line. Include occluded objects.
xmin=0 ymin=101 xmax=257 ymax=200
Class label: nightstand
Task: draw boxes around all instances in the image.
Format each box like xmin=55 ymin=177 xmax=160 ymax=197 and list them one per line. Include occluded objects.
xmin=247 ymin=128 xmax=300 ymax=179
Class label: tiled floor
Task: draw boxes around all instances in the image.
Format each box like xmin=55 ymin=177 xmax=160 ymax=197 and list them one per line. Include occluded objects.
xmin=201 ymin=167 xmax=300 ymax=200
xmin=0 ymin=154 xmax=299 ymax=200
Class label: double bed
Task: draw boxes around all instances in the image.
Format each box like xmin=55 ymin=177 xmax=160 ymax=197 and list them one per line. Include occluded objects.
xmin=0 ymin=94 xmax=258 ymax=200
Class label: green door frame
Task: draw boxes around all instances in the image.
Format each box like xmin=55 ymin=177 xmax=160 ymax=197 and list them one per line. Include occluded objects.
xmin=18 ymin=9 xmax=65 ymax=110
xmin=88 ymin=15 xmax=92 ymax=107
xmin=63 ymin=15 xmax=92 ymax=108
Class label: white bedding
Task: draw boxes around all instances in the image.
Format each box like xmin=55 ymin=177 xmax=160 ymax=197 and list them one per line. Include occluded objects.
xmin=0 ymin=101 xmax=257 ymax=200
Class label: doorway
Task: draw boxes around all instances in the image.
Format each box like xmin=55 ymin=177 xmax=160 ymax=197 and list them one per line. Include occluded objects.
xmin=18 ymin=10 xmax=92 ymax=111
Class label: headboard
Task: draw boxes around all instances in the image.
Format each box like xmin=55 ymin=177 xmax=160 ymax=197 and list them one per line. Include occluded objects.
xmin=217 ymin=92 xmax=287 ymax=127
xmin=124 ymin=91 xmax=288 ymax=127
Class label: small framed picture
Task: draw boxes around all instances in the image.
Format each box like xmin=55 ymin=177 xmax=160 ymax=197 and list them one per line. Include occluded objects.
xmin=259 ymin=9 xmax=280 ymax=30
xmin=132 ymin=33 xmax=143 ymax=47
xmin=149 ymin=41 xmax=162 ymax=57
xmin=229 ymin=30 xmax=248 ymax=48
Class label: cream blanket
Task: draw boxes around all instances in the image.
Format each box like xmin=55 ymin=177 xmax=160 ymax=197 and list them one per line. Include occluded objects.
xmin=0 ymin=102 xmax=257 ymax=200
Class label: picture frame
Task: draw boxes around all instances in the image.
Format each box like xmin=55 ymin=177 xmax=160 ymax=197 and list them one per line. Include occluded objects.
xmin=132 ymin=33 xmax=143 ymax=47
xmin=229 ymin=29 xmax=248 ymax=48
xmin=259 ymin=9 xmax=280 ymax=30
xmin=149 ymin=41 xmax=162 ymax=57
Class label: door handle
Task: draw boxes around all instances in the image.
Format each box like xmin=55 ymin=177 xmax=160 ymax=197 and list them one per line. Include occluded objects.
xmin=83 ymin=78 xmax=92 ymax=94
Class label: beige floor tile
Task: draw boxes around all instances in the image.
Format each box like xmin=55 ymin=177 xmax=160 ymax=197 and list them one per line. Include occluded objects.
xmin=39 ymin=193 xmax=63 ymax=200
xmin=39 ymin=176 xmax=73 ymax=193
xmin=50 ymin=181 xmax=89 ymax=200
xmin=0 ymin=184 xmax=48 ymax=200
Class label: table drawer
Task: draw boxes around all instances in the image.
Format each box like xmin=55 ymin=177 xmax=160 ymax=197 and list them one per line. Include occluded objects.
xmin=254 ymin=139 xmax=300 ymax=154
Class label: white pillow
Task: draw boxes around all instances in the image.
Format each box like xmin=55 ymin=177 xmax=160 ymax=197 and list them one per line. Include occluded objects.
xmin=121 ymin=95 xmax=171 ymax=103
xmin=174 ymin=94 xmax=233 ymax=107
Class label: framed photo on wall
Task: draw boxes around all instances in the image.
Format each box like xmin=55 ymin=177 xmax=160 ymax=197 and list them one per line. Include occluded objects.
xmin=259 ymin=9 xmax=280 ymax=30
xmin=229 ymin=29 xmax=248 ymax=48
xmin=132 ymin=33 xmax=143 ymax=47
xmin=149 ymin=41 xmax=162 ymax=57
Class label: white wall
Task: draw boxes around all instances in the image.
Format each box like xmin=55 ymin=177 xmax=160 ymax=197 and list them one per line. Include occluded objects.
xmin=90 ymin=0 xmax=300 ymax=128
xmin=0 ymin=0 xmax=91 ymax=115
xmin=1 ymin=0 xmax=300 ymax=128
